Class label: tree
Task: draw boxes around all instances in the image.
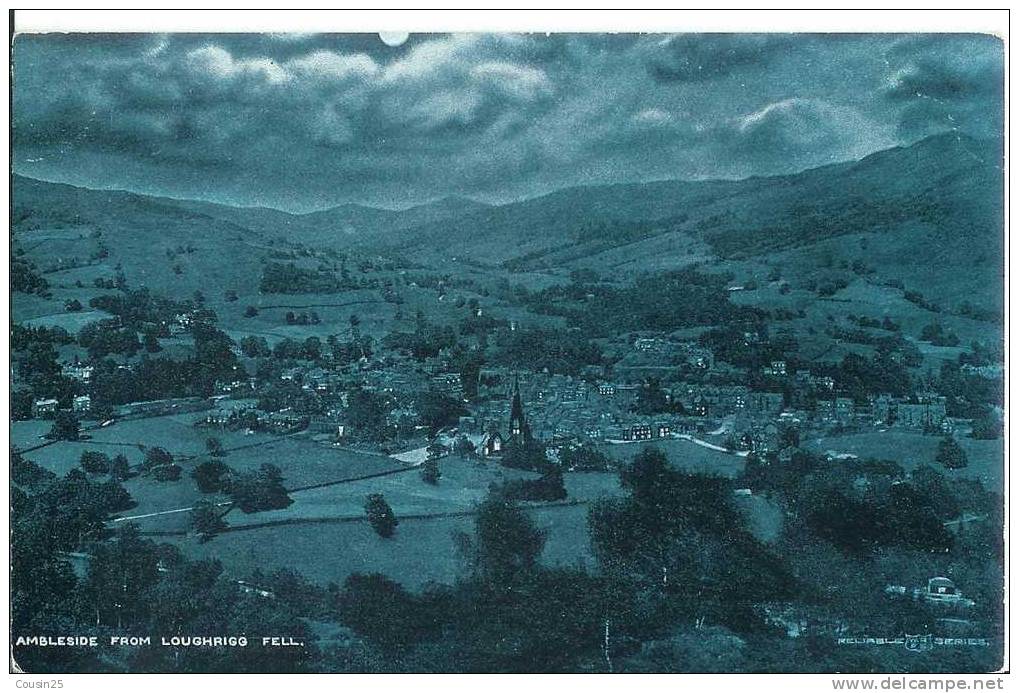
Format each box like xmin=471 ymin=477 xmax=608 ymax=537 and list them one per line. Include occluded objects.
xmin=240 ymin=335 xmax=271 ymax=358
xmin=417 ymin=390 xmax=467 ymax=432
xmin=80 ymin=451 xmax=111 ymax=475
xmin=779 ymin=425 xmax=801 ymax=449
xmin=559 ymin=443 xmax=611 ymax=472
xmin=453 ymin=434 xmax=476 ymax=459
xmin=501 ymin=436 xmax=551 ymax=472
xmin=142 ymin=446 xmax=174 ymax=473
xmin=48 ymin=411 xmax=80 ymax=441
xmin=421 ymin=457 xmax=441 ymax=485
xmin=970 ymin=409 xmax=1003 ymax=440
xmin=206 ymin=437 xmax=226 ymax=457
xmin=109 ymin=453 xmax=132 ymax=482
xmin=143 ymin=332 xmax=162 ymax=353
xmin=467 ymin=495 xmax=546 ymax=583
xmin=337 ymin=573 xmax=420 ymax=649
xmin=936 ymin=436 xmax=969 ymax=469
xmin=229 ymin=463 xmax=292 ymax=513
xmin=632 ymin=378 xmax=673 ymax=415
xmin=192 ymin=459 xmax=234 ymax=493
xmin=152 ymin=464 xmax=183 ymax=482
xmin=224 ymin=290 xmax=238 ymax=302
xmin=494 ymin=467 xmax=567 ymax=502
xmin=365 ymin=493 xmax=398 ymax=538
xmin=244 ymin=305 xmax=259 ymax=318
xmin=191 ymin=499 xmax=227 ymax=540
xmin=64 ymin=299 xmax=83 ymax=312
xmin=346 ymin=388 xmax=391 ymax=442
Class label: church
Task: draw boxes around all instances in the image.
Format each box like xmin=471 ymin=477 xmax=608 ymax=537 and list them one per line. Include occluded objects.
xmin=470 ymin=376 xmax=533 ymax=458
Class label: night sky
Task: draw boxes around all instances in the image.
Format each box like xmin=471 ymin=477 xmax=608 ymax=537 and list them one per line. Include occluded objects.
xmin=12 ymin=32 xmax=1004 ymax=212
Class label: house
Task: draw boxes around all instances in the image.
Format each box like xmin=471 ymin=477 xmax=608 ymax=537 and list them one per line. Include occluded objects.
xmin=236 ymin=580 xmax=275 ymax=599
xmin=736 ymin=431 xmax=755 ymax=451
xmin=896 ymin=394 xmax=948 ymax=430
xmin=623 ymin=423 xmax=653 ymax=441
xmin=835 ymin=397 xmax=855 ymax=421
xmin=763 ymin=360 xmax=787 ymax=377
xmin=216 ymin=378 xmax=255 ymax=394
xmin=634 ymin=337 xmax=666 ymax=354
xmin=598 ymin=384 xmax=616 ymax=396
xmin=817 ymin=398 xmax=855 ymax=423
xmin=692 ymin=397 xmax=709 ymax=417
xmin=72 ymin=395 xmax=91 ymax=413
xmin=918 ymin=577 xmax=975 ymax=608
xmin=675 ymin=343 xmax=713 ymax=370
xmin=871 ymin=394 xmax=895 ymax=424
xmin=748 ymin=391 xmax=784 ymax=415
xmin=430 ymin=372 xmax=465 ymax=399
xmin=62 ymin=363 xmax=94 ymax=383
xmin=280 ymin=367 xmax=302 ymax=382
xmin=32 ymin=398 xmax=59 ymax=418
xmin=480 ymin=430 xmax=504 ymax=457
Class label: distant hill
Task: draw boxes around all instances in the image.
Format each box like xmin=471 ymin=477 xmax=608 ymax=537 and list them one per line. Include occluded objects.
xmin=354 ymin=132 xmax=1003 ymax=311
xmin=298 ymin=195 xmax=492 ymax=244
xmin=12 ymin=132 xmax=1004 ymax=312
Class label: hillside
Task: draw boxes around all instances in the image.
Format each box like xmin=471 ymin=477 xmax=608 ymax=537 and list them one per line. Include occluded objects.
xmin=359 ymin=133 xmax=1004 ymax=312
xmin=12 ymin=132 xmax=1004 ymax=315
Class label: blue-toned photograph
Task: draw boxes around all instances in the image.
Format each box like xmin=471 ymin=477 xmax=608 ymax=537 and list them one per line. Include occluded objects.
xmin=9 ymin=24 xmax=1005 ymax=674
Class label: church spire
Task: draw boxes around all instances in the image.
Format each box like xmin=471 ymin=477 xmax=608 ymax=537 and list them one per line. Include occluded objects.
xmin=509 ymin=374 xmax=529 ymax=440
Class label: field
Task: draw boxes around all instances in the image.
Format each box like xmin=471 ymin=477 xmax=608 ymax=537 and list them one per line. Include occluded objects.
xmin=804 ymin=430 xmax=1004 ymax=492
xmin=171 ymin=502 xmax=598 ymax=589
xmin=18 ymin=406 xmax=625 ymax=587
xmin=162 ymin=458 xmax=620 ymax=588
xmin=597 ymin=437 xmax=746 ymax=478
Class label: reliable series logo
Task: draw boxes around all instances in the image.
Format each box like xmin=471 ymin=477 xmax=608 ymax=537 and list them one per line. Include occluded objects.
xmin=836 ymin=635 xmax=990 ymax=653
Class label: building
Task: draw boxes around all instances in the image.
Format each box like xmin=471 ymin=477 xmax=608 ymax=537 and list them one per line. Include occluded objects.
xmin=919 ymin=577 xmax=975 ymax=608
xmin=72 ymin=395 xmax=91 ymax=413
xmin=692 ymin=397 xmax=709 ymax=417
xmin=835 ymin=397 xmax=855 ymax=421
xmin=480 ymin=430 xmax=504 ymax=457
xmin=634 ymin=337 xmax=667 ymax=354
xmin=896 ymin=394 xmax=948 ymax=430
xmin=817 ymin=397 xmax=855 ymax=424
xmin=748 ymin=391 xmax=784 ymax=415
xmin=32 ymin=398 xmax=59 ymax=418
xmin=508 ymin=377 xmax=531 ymax=443
xmin=62 ymin=363 xmax=94 ymax=383
xmin=623 ymin=423 xmax=653 ymax=441
xmin=675 ymin=343 xmax=713 ymax=370
xmin=430 ymin=372 xmax=465 ymax=399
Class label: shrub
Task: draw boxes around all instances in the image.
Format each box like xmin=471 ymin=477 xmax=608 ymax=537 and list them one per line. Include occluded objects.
xmin=365 ymin=493 xmax=398 ymax=538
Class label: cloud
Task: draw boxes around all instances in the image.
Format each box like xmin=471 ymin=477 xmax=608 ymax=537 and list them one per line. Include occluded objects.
xmin=11 ymin=33 xmax=1005 ymax=210
xmin=184 ymin=45 xmax=288 ymax=86
xmin=469 ymin=62 xmax=552 ymax=102
xmin=646 ymin=34 xmax=789 ymax=83
xmin=285 ymin=50 xmax=380 ymax=84
xmin=710 ymin=98 xmax=895 ymax=176
xmin=880 ymin=34 xmax=1003 ymax=139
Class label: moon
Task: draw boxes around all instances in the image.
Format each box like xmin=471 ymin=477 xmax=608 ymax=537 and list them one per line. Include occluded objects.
xmin=379 ymin=32 xmax=409 ymax=47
